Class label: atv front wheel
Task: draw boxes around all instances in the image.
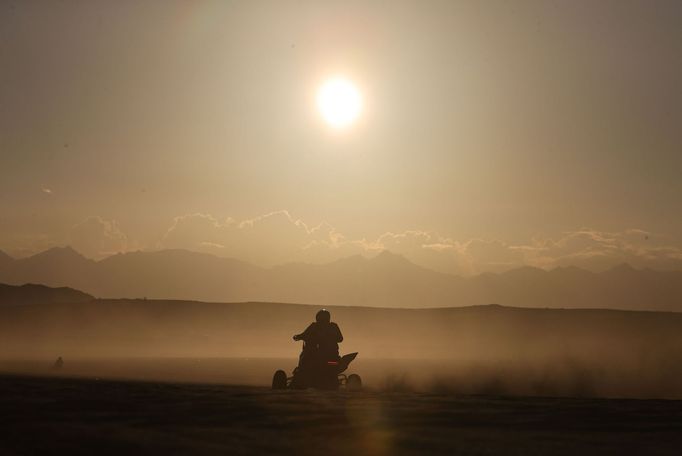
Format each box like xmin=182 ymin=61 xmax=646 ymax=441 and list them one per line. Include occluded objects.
xmin=272 ymin=370 xmax=287 ymax=389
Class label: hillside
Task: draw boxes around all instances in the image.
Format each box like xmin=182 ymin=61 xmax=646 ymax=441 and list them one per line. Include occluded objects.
xmin=0 ymin=285 xmax=680 ymax=362
xmin=0 ymin=283 xmax=93 ymax=306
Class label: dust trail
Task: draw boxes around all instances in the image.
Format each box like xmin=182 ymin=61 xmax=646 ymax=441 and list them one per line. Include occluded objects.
xmin=2 ymin=301 xmax=682 ymax=398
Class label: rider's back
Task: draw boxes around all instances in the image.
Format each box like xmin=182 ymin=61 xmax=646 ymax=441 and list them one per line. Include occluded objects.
xmin=302 ymin=321 xmax=343 ymax=358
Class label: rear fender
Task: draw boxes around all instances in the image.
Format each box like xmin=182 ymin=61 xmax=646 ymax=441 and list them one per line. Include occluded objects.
xmin=338 ymin=352 xmax=358 ymax=373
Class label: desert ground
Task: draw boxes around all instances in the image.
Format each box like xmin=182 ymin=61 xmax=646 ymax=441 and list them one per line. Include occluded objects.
xmin=1 ymin=358 xmax=682 ymax=455
xmin=2 ymin=292 xmax=682 ymax=454
xmin=1 ymin=371 xmax=682 ymax=456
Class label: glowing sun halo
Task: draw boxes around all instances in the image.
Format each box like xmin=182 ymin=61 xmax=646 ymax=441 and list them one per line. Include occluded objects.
xmin=317 ymin=77 xmax=362 ymax=129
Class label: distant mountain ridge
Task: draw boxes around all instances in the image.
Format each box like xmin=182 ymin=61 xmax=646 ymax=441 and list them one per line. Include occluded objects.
xmin=0 ymin=247 xmax=681 ymax=311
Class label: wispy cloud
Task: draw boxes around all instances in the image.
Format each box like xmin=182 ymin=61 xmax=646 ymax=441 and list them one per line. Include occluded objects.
xmin=158 ymin=211 xmax=682 ymax=274
xmin=69 ymin=216 xmax=129 ymax=259
xmin=5 ymin=211 xmax=682 ymax=273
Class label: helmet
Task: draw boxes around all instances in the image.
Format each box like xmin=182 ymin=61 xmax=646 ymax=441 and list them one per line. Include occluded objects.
xmin=316 ymin=309 xmax=331 ymax=324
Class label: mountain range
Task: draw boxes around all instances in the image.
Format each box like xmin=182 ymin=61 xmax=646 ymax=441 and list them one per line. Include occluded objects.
xmin=0 ymin=246 xmax=681 ymax=311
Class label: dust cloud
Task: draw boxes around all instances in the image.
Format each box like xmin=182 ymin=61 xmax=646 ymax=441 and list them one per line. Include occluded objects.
xmin=1 ymin=300 xmax=681 ymax=399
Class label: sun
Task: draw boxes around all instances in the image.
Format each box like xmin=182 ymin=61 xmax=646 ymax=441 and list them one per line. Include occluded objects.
xmin=316 ymin=77 xmax=362 ymax=129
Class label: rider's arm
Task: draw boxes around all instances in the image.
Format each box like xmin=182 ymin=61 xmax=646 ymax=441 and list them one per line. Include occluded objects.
xmin=333 ymin=323 xmax=343 ymax=343
xmin=293 ymin=323 xmax=315 ymax=341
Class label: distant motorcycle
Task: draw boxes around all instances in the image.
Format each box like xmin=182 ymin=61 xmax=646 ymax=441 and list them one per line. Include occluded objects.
xmin=272 ymin=341 xmax=362 ymax=391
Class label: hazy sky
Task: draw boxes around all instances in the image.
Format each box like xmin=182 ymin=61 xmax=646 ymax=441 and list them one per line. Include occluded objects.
xmin=1 ymin=0 xmax=681 ymax=274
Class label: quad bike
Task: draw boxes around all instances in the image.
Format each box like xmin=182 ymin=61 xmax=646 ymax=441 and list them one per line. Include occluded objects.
xmin=272 ymin=342 xmax=362 ymax=391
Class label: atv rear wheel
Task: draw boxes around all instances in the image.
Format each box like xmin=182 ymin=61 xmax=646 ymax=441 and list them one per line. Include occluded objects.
xmin=347 ymin=374 xmax=362 ymax=392
xmin=272 ymin=370 xmax=287 ymax=389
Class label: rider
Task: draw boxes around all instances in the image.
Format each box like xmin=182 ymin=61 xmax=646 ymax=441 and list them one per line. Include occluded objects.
xmin=293 ymin=309 xmax=343 ymax=368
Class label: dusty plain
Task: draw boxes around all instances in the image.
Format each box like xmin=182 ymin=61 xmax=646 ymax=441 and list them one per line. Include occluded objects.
xmin=1 ymin=366 xmax=682 ymax=455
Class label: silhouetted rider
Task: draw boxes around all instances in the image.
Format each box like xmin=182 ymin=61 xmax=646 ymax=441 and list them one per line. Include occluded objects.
xmin=293 ymin=309 xmax=343 ymax=366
